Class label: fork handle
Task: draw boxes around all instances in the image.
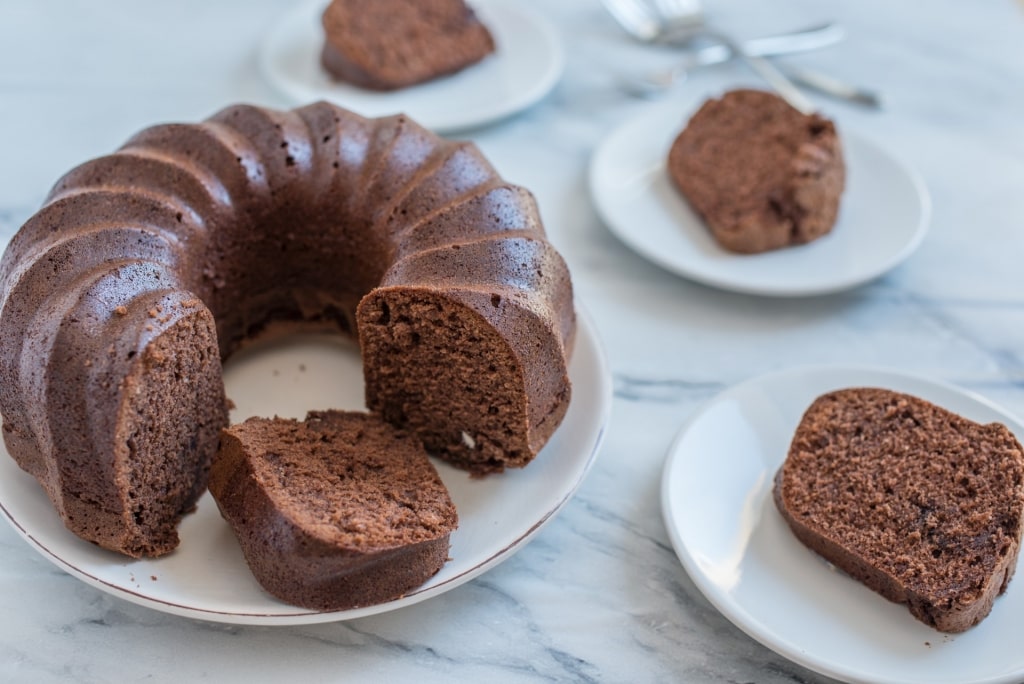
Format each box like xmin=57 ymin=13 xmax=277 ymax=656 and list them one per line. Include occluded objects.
xmin=739 ymin=52 xmax=817 ymax=114
xmin=657 ymin=21 xmax=844 ymax=55
xmin=785 ymin=65 xmax=882 ymax=109
xmin=702 ymin=32 xmax=817 ymax=114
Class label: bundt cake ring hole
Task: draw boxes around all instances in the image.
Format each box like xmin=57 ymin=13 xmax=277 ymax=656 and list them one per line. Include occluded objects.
xmin=0 ymin=101 xmax=575 ymax=558
xmin=222 ymin=334 xmax=367 ymax=424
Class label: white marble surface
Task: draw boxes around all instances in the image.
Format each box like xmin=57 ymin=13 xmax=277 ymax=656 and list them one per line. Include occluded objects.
xmin=2 ymin=0 xmax=1024 ymax=682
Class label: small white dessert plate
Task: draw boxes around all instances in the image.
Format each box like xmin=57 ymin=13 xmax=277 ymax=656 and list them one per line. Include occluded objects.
xmin=589 ymin=96 xmax=931 ymax=296
xmin=0 ymin=310 xmax=609 ymax=625
xmin=259 ymin=0 xmax=564 ymax=133
xmin=661 ymin=365 xmax=1024 ymax=684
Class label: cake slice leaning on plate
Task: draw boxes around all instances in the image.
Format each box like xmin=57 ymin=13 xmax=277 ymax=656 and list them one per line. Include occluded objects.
xmin=209 ymin=410 xmax=458 ymax=611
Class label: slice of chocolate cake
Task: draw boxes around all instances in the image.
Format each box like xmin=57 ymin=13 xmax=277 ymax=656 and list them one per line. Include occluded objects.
xmin=320 ymin=0 xmax=495 ymax=91
xmin=774 ymin=388 xmax=1024 ymax=632
xmin=668 ymin=89 xmax=845 ymax=254
xmin=209 ymin=411 xmax=458 ymax=611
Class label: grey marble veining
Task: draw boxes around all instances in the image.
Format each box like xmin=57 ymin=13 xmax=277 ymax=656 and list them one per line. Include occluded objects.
xmin=1 ymin=0 xmax=1023 ymax=682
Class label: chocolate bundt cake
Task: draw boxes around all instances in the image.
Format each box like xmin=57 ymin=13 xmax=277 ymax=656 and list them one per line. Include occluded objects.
xmin=775 ymin=388 xmax=1024 ymax=632
xmin=321 ymin=0 xmax=495 ymax=91
xmin=668 ymin=89 xmax=845 ymax=254
xmin=210 ymin=411 xmax=458 ymax=610
xmin=0 ymin=102 xmax=574 ymax=558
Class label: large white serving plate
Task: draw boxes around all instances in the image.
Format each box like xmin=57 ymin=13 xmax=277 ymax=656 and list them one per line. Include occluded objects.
xmin=0 ymin=310 xmax=609 ymax=625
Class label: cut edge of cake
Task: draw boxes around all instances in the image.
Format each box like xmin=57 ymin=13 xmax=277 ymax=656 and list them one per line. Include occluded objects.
xmin=774 ymin=387 xmax=1024 ymax=632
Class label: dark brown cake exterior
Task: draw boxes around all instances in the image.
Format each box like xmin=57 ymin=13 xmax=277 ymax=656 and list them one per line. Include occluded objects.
xmin=668 ymin=89 xmax=845 ymax=254
xmin=320 ymin=0 xmax=495 ymax=91
xmin=775 ymin=388 xmax=1024 ymax=632
xmin=0 ymin=102 xmax=574 ymax=557
xmin=209 ymin=411 xmax=457 ymax=611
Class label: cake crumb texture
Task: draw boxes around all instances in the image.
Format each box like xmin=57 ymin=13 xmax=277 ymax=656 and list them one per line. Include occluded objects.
xmin=668 ymin=89 xmax=845 ymax=254
xmin=321 ymin=0 xmax=495 ymax=90
xmin=774 ymin=387 xmax=1024 ymax=632
xmin=209 ymin=410 xmax=458 ymax=611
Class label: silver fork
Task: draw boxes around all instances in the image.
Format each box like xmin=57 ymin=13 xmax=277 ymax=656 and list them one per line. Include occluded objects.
xmin=604 ymin=0 xmax=701 ymax=43
xmin=611 ymin=0 xmax=813 ymax=113
xmin=604 ymin=0 xmax=881 ymax=109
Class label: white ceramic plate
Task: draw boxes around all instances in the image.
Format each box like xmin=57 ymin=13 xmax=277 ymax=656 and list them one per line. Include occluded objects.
xmin=661 ymin=365 xmax=1024 ymax=684
xmin=0 ymin=310 xmax=609 ymax=625
xmin=589 ymin=97 xmax=931 ymax=296
xmin=260 ymin=0 xmax=564 ymax=133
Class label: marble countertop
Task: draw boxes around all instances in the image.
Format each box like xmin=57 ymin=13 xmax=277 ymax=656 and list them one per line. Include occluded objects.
xmin=2 ymin=0 xmax=1023 ymax=682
